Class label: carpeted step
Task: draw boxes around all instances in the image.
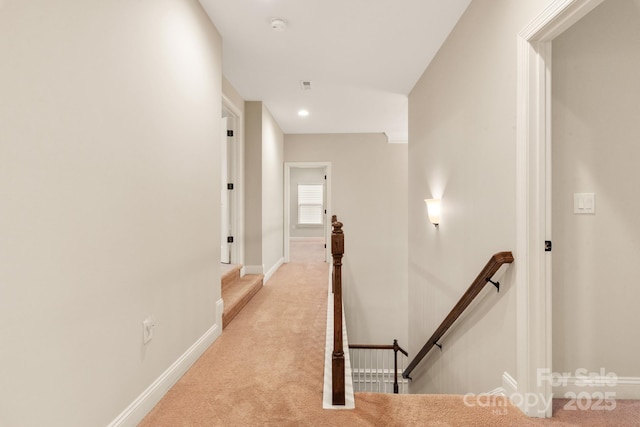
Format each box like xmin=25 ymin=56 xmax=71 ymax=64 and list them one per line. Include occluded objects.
xmin=222 ymin=273 xmax=264 ymax=329
xmin=221 ymin=264 xmax=242 ymax=292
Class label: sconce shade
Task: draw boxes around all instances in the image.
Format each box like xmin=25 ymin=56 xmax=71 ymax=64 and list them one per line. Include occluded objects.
xmin=425 ymin=198 xmax=441 ymax=226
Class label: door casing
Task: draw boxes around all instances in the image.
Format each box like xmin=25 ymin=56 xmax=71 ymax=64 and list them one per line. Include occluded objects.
xmin=284 ymin=162 xmax=332 ymax=263
xmin=515 ymin=0 xmax=606 ymax=417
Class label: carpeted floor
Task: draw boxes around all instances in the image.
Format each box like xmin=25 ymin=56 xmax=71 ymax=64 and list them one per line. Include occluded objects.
xmin=289 ymin=237 xmax=326 ymax=263
xmin=139 ymin=254 xmax=640 ymax=426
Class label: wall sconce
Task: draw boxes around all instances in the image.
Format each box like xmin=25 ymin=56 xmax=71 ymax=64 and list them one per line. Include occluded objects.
xmin=424 ymin=199 xmax=441 ymax=227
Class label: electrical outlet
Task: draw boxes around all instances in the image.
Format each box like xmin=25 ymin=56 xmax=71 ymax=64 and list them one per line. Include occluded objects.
xmin=143 ymin=316 xmax=155 ymax=344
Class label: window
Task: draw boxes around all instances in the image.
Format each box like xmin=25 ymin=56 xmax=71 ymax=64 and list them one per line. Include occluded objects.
xmin=297 ymin=184 xmax=324 ymax=225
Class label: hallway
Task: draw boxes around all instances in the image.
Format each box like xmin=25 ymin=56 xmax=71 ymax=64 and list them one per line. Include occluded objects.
xmin=140 ymin=256 xmax=640 ymax=426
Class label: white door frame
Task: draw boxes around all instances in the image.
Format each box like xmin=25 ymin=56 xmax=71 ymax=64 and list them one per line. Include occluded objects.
xmin=222 ymin=93 xmax=245 ymax=267
xmin=515 ymin=0 xmax=605 ymax=417
xmin=284 ymin=162 xmax=332 ymax=263
xmin=220 ymin=117 xmax=230 ymax=263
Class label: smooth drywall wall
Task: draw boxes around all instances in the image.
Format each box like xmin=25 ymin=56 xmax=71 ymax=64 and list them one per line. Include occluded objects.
xmin=290 ymin=167 xmax=326 ymax=238
xmin=261 ymin=106 xmax=285 ymax=277
xmin=284 ymin=134 xmax=408 ymax=346
xmin=0 ymin=1 xmax=222 ymax=425
xmin=244 ymin=101 xmax=264 ymax=268
xmin=244 ymin=101 xmax=284 ymax=277
xmin=552 ymin=0 xmax=640 ymax=381
xmin=223 ymin=76 xmax=245 ymax=116
xmin=408 ymin=0 xmax=552 ymax=394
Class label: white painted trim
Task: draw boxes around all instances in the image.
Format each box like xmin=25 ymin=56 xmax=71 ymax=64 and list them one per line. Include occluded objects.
xmin=107 ymin=319 xmax=222 ymax=427
xmin=515 ymin=30 xmax=552 ymax=420
xmin=323 ymin=264 xmax=355 ymax=409
xmin=222 ymin=93 xmax=245 ymax=267
xmin=516 ymin=0 xmax=605 ymax=418
xmin=553 ymin=376 xmax=640 ymax=400
xmin=520 ymin=0 xmax=606 ymax=41
xmin=482 ymin=372 xmax=518 ymax=397
xmin=502 ymin=371 xmax=519 ymax=398
xmin=284 ymin=162 xmax=332 ymax=264
xmin=216 ymin=298 xmax=224 ymax=332
xmin=243 ymin=265 xmax=264 ymax=275
xmin=264 ymin=257 xmax=284 ymax=284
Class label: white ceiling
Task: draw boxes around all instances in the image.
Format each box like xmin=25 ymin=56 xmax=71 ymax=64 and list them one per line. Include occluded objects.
xmin=199 ymin=0 xmax=470 ymax=142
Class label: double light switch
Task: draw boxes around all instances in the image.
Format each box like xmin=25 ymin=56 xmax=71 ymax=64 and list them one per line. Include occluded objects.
xmin=574 ymin=193 xmax=595 ymax=214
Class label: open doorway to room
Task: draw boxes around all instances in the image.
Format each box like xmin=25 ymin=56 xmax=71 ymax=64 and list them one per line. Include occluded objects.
xmin=550 ymin=0 xmax=640 ymax=403
xmin=514 ymin=0 xmax=640 ymax=417
xmin=284 ymin=162 xmax=332 ymax=264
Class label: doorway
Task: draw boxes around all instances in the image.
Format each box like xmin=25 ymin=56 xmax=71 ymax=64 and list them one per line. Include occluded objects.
xmin=220 ymin=96 xmax=244 ymax=266
xmin=284 ymin=162 xmax=332 ymax=263
xmin=550 ymin=0 xmax=640 ymax=401
xmin=516 ymin=0 xmax=608 ymax=417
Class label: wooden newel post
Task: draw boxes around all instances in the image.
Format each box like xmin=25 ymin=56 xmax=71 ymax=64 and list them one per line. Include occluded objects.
xmin=331 ymin=215 xmax=338 ymax=293
xmin=331 ymin=218 xmax=345 ymax=405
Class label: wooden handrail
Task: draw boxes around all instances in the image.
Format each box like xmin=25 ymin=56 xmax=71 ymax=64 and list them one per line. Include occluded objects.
xmin=402 ymin=251 xmax=514 ymax=380
xmin=349 ymin=343 xmax=409 ymax=357
xmin=331 ymin=216 xmax=345 ymax=405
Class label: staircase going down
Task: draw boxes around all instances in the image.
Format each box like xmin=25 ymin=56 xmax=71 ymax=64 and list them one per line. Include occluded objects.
xmin=221 ymin=264 xmax=264 ymax=329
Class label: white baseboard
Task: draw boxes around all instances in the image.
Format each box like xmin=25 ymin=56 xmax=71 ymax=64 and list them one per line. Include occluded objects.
xmin=216 ymin=298 xmax=224 ymax=331
xmin=498 ymin=370 xmax=640 ymax=416
xmin=503 ymin=371 xmax=519 ymax=397
xmin=483 ymin=372 xmax=517 ymax=397
xmin=553 ymin=375 xmax=640 ymax=400
xmin=264 ymin=257 xmax=284 ymax=284
xmin=499 ymin=371 xmax=529 ymax=414
xmin=243 ymin=265 xmax=263 ymax=275
xmin=107 ymin=299 xmax=223 ymax=427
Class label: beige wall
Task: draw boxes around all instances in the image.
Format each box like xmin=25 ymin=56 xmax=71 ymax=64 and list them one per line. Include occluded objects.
xmin=0 ymin=0 xmax=222 ymax=425
xmin=261 ymin=106 xmax=285 ymax=276
xmin=408 ymin=0 xmax=551 ymax=394
xmin=244 ymin=101 xmax=284 ymax=276
xmin=284 ymin=134 xmax=408 ymax=346
xmin=223 ymin=76 xmax=245 ymax=116
xmin=552 ymin=0 xmax=640 ymax=379
xmin=244 ymin=102 xmax=264 ymax=267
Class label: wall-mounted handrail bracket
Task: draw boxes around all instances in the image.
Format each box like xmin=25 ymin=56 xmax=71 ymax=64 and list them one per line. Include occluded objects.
xmin=486 ymin=278 xmax=500 ymax=292
xmin=434 ymin=342 xmax=442 ymax=351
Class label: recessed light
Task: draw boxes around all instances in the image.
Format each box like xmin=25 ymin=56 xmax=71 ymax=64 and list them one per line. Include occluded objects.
xmin=298 ymin=110 xmax=309 ymax=117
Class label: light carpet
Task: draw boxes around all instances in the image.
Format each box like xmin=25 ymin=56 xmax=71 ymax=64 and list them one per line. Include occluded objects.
xmin=140 ymin=258 xmax=639 ymax=426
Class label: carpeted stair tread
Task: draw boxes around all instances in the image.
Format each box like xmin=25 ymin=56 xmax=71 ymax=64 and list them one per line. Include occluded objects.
xmin=222 ymin=273 xmax=263 ymax=328
xmin=221 ymin=264 xmax=242 ymax=292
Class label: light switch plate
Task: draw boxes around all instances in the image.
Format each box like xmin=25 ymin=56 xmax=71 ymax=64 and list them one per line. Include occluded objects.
xmin=574 ymin=193 xmax=595 ymax=214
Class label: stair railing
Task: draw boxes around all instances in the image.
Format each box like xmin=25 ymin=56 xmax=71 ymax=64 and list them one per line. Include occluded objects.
xmin=402 ymin=251 xmax=514 ymax=380
xmin=349 ymin=340 xmax=409 ymax=394
xmin=331 ymin=216 xmax=345 ymax=405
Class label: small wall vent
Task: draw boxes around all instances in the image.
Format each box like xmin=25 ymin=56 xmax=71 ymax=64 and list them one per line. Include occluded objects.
xmin=300 ymin=80 xmax=312 ymax=91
